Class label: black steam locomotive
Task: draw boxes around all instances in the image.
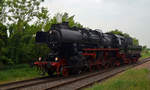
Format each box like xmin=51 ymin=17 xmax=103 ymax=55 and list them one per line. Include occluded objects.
xmin=34 ymin=22 xmax=141 ymax=76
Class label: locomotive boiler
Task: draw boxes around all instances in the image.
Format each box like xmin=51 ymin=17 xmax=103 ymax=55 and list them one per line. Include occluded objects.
xmin=34 ymin=22 xmax=142 ymax=76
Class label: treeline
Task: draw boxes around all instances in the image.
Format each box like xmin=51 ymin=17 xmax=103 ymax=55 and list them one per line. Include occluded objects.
xmin=108 ymin=29 xmax=139 ymax=46
xmin=0 ymin=0 xmax=141 ymax=65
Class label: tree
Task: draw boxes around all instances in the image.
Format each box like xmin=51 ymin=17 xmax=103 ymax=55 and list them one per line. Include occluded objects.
xmin=108 ymin=29 xmax=139 ymax=46
xmin=132 ymin=37 xmax=139 ymax=46
xmin=0 ymin=0 xmax=50 ymax=64
xmin=0 ymin=0 xmax=6 ymax=23
xmin=44 ymin=12 xmax=83 ymax=31
xmin=108 ymin=29 xmax=130 ymax=37
xmin=142 ymin=45 xmax=147 ymax=50
xmin=2 ymin=0 xmax=49 ymax=32
xmin=0 ymin=23 xmax=7 ymax=54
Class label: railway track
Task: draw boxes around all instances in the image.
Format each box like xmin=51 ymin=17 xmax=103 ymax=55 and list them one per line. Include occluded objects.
xmin=0 ymin=57 xmax=150 ymax=90
xmin=0 ymin=75 xmax=63 ymax=90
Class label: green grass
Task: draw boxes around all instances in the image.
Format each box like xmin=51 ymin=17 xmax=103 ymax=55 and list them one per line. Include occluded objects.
xmin=86 ymin=68 xmax=150 ymax=90
xmin=0 ymin=64 xmax=41 ymax=84
xmin=140 ymin=50 xmax=150 ymax=60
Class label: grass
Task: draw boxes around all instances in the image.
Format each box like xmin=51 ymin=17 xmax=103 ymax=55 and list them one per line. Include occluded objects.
xmin=86 ymin=68 xmax=150 ymax=90
xmin=85 ymin=68 xmax=150 ymax=90
xmin=140 ymin=50 xmax=150 ymax=60
xmin=0 ymin=64 xmax=41 ymax=84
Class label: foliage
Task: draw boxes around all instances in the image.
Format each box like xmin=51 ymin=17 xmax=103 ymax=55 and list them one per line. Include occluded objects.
xmin=0 ymin=0 xmax=50 ymax=64
xmin=108 ymin=29 xmax=139 ymax=46
xmin=44 ymin=12 xmax=83 ymax=31
xmin=2 ymin=0 xmax=49 ymax=31
xmin=0 ymin=0 xmax=5 ymax=23
xmin=60 ymin=12 xmax=83 ymax=28
xmin=86 ymin=68 xmax=150 ymax=90
xmin=0 ymin=23 xmax=50 ymax=64
xmin=142 ymin=45 xmax=150 ymax=51
xmin=0 ymin=23 xmax=7 ymax=64
xmin=0 ymin=64 xmax=40 ymax=84
xmin=140 ymin=45 xmax=150 ymax=59
xmin=132 ymin=37 xmax=139 ymax=46
xmin=0 ymin=23 xmax=7 ymax=47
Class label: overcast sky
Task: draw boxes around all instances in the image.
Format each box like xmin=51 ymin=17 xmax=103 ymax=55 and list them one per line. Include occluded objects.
xmin=42 ymin=0 xmax=150 ymax=47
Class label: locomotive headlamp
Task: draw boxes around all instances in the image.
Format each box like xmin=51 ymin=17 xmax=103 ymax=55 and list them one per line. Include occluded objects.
xmin=49 ymin=31 xmax=53 ymax=34
xmin=38 ymin=57 xmax=42 ymax=61
xmin=55 ymin=57 xmax=58 ymax=61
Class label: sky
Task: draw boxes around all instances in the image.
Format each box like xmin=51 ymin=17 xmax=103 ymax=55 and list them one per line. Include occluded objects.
xmin=42 ymin=0 xmax=150 ymax=47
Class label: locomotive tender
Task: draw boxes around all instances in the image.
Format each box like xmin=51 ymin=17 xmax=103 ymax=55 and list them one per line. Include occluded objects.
xmin=34 ymin=22 xmax=142 ymax=76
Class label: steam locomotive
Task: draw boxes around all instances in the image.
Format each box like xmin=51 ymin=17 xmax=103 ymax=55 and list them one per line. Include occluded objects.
xmin=34 ymin=22 xmax=142 ymax=76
